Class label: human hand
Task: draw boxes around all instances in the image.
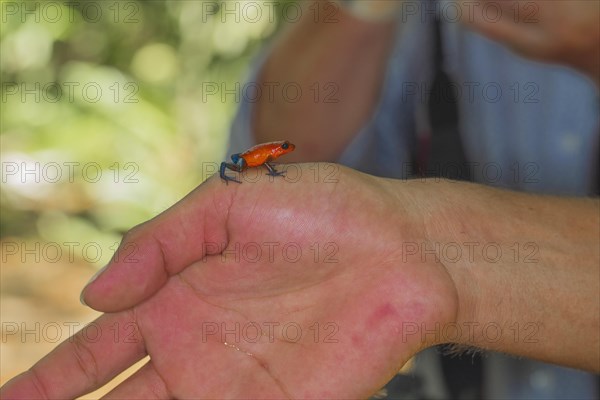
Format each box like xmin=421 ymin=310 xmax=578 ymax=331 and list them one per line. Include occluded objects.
xmin=1 ymin=164 xmax=458 ymax=399
xmin=459 ymin=0 xmax=600 ymax=85
xmin=336 ymin=0 xmax=404 ymax=21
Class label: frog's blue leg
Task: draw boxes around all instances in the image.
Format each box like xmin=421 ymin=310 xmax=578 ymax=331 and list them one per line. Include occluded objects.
xmin=220 ymin=154 xmax=245 ymax=184
xmin=264 ymin=162 xmax=285 ymax=178
xmin=219 ymin=162 xmax=242 ymax=184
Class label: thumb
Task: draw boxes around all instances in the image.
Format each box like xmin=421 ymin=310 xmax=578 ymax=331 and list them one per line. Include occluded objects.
xmin=80 ymin=177 xmax=232 ymax=312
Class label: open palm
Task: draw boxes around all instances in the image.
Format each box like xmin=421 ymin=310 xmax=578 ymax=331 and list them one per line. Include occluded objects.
xmin=2 ymin=164 xmax=458 ymax=399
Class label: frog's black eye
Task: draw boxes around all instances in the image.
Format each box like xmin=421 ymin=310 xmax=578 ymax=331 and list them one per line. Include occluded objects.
xmin=281 ymin=142 xmax=289 ymax=150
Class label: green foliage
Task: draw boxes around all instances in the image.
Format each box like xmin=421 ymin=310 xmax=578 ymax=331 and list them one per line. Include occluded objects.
xmin=1 ymin=0 xmax=291 ymax=264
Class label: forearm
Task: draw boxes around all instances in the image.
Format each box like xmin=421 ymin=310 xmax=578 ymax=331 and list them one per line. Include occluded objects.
xmin=254 ymin=1 xmax=397 ymax=161
xmin=398 ymin=179 xmax=599 ymax=371
xmin=428 ymin=181 xmax=599 ymax=371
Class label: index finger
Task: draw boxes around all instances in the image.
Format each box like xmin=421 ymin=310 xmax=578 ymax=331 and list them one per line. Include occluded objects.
xmin=0 ymin=312 xmax=146 ymax=400
xmin=81 ymin=177 xmax=233 ymax=313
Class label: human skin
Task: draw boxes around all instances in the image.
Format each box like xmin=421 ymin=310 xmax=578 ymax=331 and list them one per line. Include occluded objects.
xmin=3 ymin=2 xmax=599 ymax=397
xmin=1 ymin=165 xmax=598 ymax=399
xmin=253 ymin=1 xmax=398 ymax=161
xmin=459 ymin=0 xmax=600 ymax=87
xmin=252 ymin=0 xmax=600 ymax=371
xmin=254 ymin=0 xmax=599 ymax=159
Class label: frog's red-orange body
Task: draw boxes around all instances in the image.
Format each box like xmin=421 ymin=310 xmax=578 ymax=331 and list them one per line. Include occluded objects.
xmin=220 ymin=141 xmax=295 ymax=184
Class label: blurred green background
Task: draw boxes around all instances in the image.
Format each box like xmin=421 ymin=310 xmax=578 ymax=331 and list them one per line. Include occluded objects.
xmin=1 ymin=0 xmax=288 ymax=246
xmin=1 ymin=0 xmax=289 ymax=394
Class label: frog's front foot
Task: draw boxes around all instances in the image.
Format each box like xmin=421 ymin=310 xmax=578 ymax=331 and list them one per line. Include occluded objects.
xmin=220 ymin=162 xmax=242 ymax=184
xmin=264 ymin=162 xmax=286 ymax=178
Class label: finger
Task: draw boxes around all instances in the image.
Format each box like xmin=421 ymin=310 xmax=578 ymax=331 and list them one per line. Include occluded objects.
xmin=458 ymin=1 xmax=548 ymax=58
xmin=0 ymin=312 xmax=146 ymax=400
xmin=459 ymin=0 xmax=538 ymax=24
xmin=102 ymin=361 xmax=170 ymax=400
xmin=81 ymin=177 xmax=232 ymax=312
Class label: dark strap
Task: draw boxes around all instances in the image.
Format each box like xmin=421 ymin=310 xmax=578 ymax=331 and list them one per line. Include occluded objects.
xmin=424 ymin=15 xmax=470 ymax=181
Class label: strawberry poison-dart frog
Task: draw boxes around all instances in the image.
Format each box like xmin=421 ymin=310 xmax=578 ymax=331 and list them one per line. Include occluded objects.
xmin=220 ymin=140 xmax=296 ymax=184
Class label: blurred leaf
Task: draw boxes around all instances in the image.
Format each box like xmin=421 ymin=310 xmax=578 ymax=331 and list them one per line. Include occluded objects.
xmin=1 ymin=0 xmax=292 ymax=244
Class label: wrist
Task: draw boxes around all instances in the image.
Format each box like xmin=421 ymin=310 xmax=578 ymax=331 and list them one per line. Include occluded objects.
xmin=393 ymin=179 xmax=542 ymax=349
xmin=417 ymin=181 xmax=536 ymax=349
xmin=414 ymin=180 xmax=599 ymax=370
xmin=383 ymin=178 xmax=464 ymax=350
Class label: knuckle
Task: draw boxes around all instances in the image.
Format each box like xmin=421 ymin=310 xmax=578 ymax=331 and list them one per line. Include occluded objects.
xmin=29 ymin=367 xmax=51 ymax=400
xmin=122 ymin=223 xmax=146 ymax=243
xmin=70 ymin=334 xmax=101 ymax=387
